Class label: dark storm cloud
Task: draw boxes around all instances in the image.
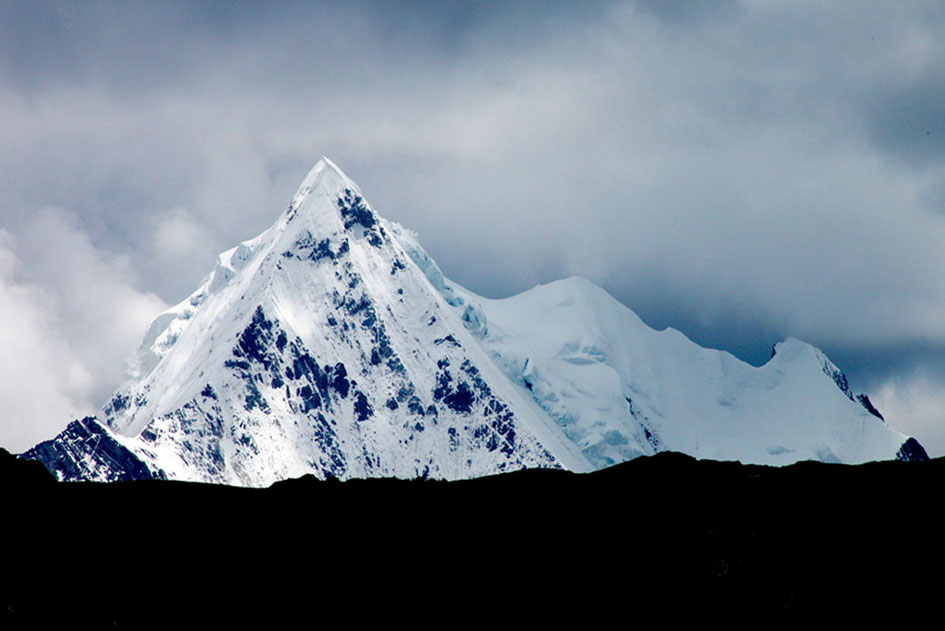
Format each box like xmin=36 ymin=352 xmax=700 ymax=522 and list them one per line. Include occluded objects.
xmin=633 ymin=0 xmax=741 ymax=26
xmin=2 ymin=1 xmax=945 ymax=453
xmin=0 ymin=0 xmax=199 ymax=93
xmin=0 ymin=0 xmax=614 ymax=95
xmin=864 ymin=67 xmax=945 ymax=168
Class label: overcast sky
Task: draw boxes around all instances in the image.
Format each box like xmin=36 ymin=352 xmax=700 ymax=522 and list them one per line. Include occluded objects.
xmin=2 ymin=0 xmax=944 ymax=456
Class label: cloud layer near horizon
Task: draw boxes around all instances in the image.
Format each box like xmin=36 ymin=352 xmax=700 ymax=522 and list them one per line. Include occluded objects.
xmin=2 ymin=1 xmax=945 ymax=454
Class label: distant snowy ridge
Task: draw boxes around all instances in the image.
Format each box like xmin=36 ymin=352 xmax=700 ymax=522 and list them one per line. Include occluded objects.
xmin=21 ymin=158 xmax=927 ymax=485
xmin=394 ymin=222 xmax=924 ymax=467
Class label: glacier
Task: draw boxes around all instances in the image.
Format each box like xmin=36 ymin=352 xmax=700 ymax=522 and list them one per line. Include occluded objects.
xmin=21 ymin=158 xmax=927 ymax=486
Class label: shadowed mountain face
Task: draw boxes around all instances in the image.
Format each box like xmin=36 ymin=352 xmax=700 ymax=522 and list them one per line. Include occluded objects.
xmin=19 ymin=416 xmax=164 ymax=482
xmin=2 ymin=448 xmax=941 ymax=624
xmin=19 ymin=159 xmax=925 ymax=487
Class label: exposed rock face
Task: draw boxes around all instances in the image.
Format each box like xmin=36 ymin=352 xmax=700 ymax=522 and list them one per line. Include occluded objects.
xmin=21 ymin=417 xmax=162 ymax=482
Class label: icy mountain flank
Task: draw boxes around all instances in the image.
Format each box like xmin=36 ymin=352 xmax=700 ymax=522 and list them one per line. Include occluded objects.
xmin=22 ymin=158 xmax=927 ymax=485
xmin=456 ymin=279 xmax=919 ymax=467
xmin=25 ymin=159 xmax=588 ymax=486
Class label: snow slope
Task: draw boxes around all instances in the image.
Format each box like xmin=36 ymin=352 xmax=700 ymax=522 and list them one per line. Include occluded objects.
xmin=393 ymin=230 xmax=922 ymax=469
xmin=22 ymin=158 xmax=926 ymax=485
xmin=458 ymin=277 xmax=911 ymax=467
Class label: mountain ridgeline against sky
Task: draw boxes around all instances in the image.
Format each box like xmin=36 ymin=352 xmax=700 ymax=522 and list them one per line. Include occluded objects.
xmin=21 ymin=159 xmax=927 ymax=486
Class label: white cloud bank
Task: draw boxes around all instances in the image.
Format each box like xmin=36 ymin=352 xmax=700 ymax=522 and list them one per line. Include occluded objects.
xmin=0 ymin=211 xmax=166 ymax=451
xmin=0 ymin=230 xmax=95 ymax=450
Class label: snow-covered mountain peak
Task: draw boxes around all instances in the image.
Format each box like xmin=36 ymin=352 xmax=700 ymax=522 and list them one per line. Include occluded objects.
xmin=771 ymin=337 xmax=814 ymax=359
xmin=82 ymin=158 xmax=592 ymax=484
xmin=281 ymin=156 xmax=385 ymax=247
xmin=124 ymin=158 xmax=389 ymax=389
xmin=460 ymin=276 xmax=921 ymax=467
xmin=287 ymin=156 xmax=358 ymax=217
xmin=21 ymin=158 xmax=928 ymax=486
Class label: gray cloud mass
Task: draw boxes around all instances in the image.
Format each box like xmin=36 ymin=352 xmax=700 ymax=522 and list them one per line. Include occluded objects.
xmin=2 ymin=1 xmax=945 ymax=455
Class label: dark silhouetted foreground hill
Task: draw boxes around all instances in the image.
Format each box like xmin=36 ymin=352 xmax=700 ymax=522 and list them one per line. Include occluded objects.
xmin=2 ymin=447 xmax=941 ymax=626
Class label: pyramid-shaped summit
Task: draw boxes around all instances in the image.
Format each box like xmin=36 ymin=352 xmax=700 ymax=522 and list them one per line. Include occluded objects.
xmin=23 ymin=159 xmax=927 ymax=486
xmin=25 ymin=158 xmax=591 ymax=486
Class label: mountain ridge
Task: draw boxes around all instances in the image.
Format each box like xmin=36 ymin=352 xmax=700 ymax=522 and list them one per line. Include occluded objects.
xmin=3 ymin=445 xmax=942 ymax=623
xmin=20 ymin=158 xmax=927 ymax=485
